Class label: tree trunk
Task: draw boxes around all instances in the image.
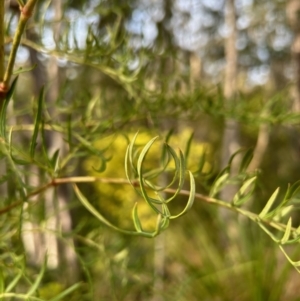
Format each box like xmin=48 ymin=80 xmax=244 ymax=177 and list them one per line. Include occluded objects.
xmin=287 ymin=0 xmax=300 ymax=112
xmin=220 ymin=0 xmax=240 ymax=202
xmin=44 ymin=0 xmax=79 ymax=283
xmin=21 ymin=0 xmax=79 ymax=284
xmin=219 ymin=0 xmax=240 ymax=250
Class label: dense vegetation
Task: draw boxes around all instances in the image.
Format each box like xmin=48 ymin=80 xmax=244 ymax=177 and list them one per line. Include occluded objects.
xmin=1 ymin=0 xmax=300 ymax=300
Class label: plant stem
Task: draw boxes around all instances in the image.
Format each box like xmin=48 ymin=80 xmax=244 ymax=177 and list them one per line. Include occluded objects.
xmin=0 ymin=0 xmax=5 ymax=81
xmin=0 ymin=175 xmax=294 ymax=238
xmin=0 ymin=0 xmax=39 ymax=96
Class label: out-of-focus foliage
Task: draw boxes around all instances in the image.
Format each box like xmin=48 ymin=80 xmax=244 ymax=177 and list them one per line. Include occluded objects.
xmin=1 ymin=0 xmax=300 ymax=300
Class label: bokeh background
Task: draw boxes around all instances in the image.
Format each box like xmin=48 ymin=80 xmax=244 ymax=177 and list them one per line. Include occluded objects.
xmin=3 ymin=0 xmax=300 ymax=300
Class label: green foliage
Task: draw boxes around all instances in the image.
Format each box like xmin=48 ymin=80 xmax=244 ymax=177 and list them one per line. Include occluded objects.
xmin=1 ymin=0 xmax=300 ymax=300
xmin=81 ymin=130 xmax=196 ymax=236
xmin=83 ymin=129 xmax=210 ymax=230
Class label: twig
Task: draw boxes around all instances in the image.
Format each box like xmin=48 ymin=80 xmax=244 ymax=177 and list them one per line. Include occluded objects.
xmin=0 ymin=0 xmax=5 ymax=81
xmin=0 ymin=0 xmax=39 ymax=97
xmin=0 ymin=176 xmax=293 ymax=237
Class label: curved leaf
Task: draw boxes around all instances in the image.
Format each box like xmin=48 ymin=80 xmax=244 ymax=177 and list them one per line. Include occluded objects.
xmin=170 ymin=171 xmax=195 ymax=219
xmin=259 ymin=187 xmax=280 ymax=218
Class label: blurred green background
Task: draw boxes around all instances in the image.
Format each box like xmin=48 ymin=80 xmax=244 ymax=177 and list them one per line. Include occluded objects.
xmin=2 ymin=0 xmax=300 ymax=300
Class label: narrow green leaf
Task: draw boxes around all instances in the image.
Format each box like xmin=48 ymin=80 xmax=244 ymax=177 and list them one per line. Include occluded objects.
xmin=237 ymin=176 xmax=257 ymax=195
xmin=162 ymin=203 xmax=171 ymax=218
xmin=26 ymin=254 xmax=47 ymax=297
xmin=165 ymin=128 xmax=174 ymax=144
xmin=13 ymin=64 xmax=36 ymax=75
xmin=10 ymin=127 xmax=30 ymax=167
xmin=138 ymin=176 xmax=163 ymax=215
xmin=125 ymin=134 xmax=141 ymax=189
xmin=259 ymin=187 xmax=280 ymax=218
xmin=137 ymin=136 xmax=159 ymax=173
xmin=239 ymin=148 xmax=253 ymax=173
xmin=0 ymin=293 xmax=43 ymax=300
xmin=125 ymin=131 xmax=139 ymax=178
xmin=30 ymin=87 xmax=44 ymax=158
xmin=165 ymin=149 xmax=186 ymax=203
xmin=10 ymin=156 xmax=30 ymax=165
xmin=279 ymin=235 xmax=300 ymax=245
xmin=74 ymin=134 xmax=106 ymax=156
xmin=184 ymin=131 xmax=194 ymax=161
xmin=209 ymin=173 xmax=229 ymax=198
xmin=296 ymin=225 xmax=300 ymax=236
xmin=195 ymin=150 xmax=206 ymax=174
xmin=228 ymin=148 xmax=244 ymax=168
xmin=157 ymin=215 xmax=169 ymax=233
xmin=170 ymin=171 xmax=195 ymax=219
xmin=153 ymin=214 xmax=169 ymax=236
xmin=160 ymin=143 xmax=171 ymax=175
xmin=48 ymin=283 xmax=82 ymax=301
xmin=272 ymin=181 xmax=300 ymax=214
xmin=290 ymin=181 xmax=300 ymax=199
xmin=73 ymin=184 xmax=145 ymax=236
xmin=40 ymin=120 xmax=49 ymax=165
xmin=50 ymin=149 xmax=60 ymax=172
xmin=5 ymin=271 xmax=22 ymax=293
xmin=132 ymin=203 xmax=143 ymax=232
xmin=272 ymin=205 xmax=293 ymax=221
xmin=279 ymin=246 xmax=300 ymax=272
xmin=282 ymin=183 xmax=292 ymax=203
xmin=92 ymin=158 xmax=107 ymax=173
xmin=258 ymin=223 xmax=280 ymax=243
xmin=73 ymin=184 xmax=123 ymax=230
xmin=153 ymin=215 xmax=162 ymax=236
xmin=67 ymin=114 xmax=72 ymax=150
xmin=125 ymin=146 xmax=133 ymax=184
xmin=165 ymin=146 xmax=185 ymax=203
xmin=144 ymin=179 xmax=165 ymax=192
xmin=137 ymin=136 xmax=164 ymax=214
xmin=232 ymin=176 xmax=256 ymax=206
xmin=0 ymin=76 xmax=18 ymax=139
xmin=281 ymin=217 xmax=292 ymax=244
